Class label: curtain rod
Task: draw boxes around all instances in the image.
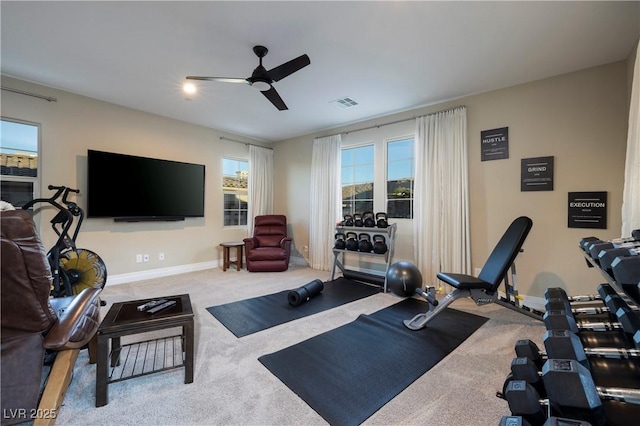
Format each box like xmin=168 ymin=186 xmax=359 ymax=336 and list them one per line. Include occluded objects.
xmin=342 ymin=117 xmax=415 ymax=135
xmin=342 ymin=105 xmax=466 ymax=135
xmin=1 ymin=86 xmax=57 ymax=102
xmin=219 ymin=136 xmax=273 ymax=150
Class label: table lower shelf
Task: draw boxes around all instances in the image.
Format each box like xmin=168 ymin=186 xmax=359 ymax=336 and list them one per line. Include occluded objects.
xmin=109 ymin=334 xmax=185 ymax=384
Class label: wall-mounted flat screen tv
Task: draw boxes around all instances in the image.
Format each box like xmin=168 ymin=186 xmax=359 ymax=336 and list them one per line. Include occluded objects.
xmin=87 ymin=149 xmax=205 ymax=221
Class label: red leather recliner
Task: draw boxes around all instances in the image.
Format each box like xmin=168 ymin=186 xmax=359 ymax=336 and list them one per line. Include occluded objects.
xmin=1 ymin=210 xmax=102 ymax=425
xmin=243 ymin=215 xmax=292 ymax=272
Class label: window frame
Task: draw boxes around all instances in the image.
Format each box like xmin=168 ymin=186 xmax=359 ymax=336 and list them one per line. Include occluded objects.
xmin=0 ymin=117 xmax=41 ymax=209
xmin=385 ymin=135 xmax=415 ymax=220
xmin=340 ymin=142 xmax=375 ymax=218
xmin=221 ymin=156 xmax=248 ymax=228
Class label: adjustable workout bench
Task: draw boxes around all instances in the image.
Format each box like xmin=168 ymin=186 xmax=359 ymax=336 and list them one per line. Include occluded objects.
xmin=404 ymin=216 xmax=534 ymax=330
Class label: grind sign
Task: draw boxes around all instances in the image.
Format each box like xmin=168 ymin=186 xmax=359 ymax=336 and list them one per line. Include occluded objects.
xmin=521 ymin=156 xmax=554 ymax=191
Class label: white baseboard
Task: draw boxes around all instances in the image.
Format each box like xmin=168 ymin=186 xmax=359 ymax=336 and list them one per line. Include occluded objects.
xmin=498 ymin=290 xmax=546 ymax=312
xmin=107 ymin=261 xmax=219 ymax=286
xmin=108 ymin=256 xmax=310 ymax=286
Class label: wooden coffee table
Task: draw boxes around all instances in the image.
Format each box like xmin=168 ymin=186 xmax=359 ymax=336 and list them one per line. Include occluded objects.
xmin=95 ymin=294 xmax=194 ymax=407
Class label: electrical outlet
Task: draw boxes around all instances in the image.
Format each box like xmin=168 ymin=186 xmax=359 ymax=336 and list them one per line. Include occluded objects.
xmin=303 ymin=245 xmax=308 ymax=253
xmin=474 ymin=267 xmax=481 ymax=277
xmin=159 ymin=252 xmax=165 ymax=261
xmin=136 ymin=254 xmax=142 ymax=263
xmin=143 ymin=254 xmax=150 ymax=263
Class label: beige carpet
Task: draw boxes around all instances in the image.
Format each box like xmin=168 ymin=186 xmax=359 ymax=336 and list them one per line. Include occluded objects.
xmin=53 ymin=265 xmax=546 ymax=425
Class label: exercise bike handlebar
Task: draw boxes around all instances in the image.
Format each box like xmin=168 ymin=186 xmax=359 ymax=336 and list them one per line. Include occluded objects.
xmin=61 ymin=187 xmax=80 ymax=203
xmin=22 ymin=185 xmax=80 ymax=211
xmin=21 ymin=185 xmax=82 ymax=250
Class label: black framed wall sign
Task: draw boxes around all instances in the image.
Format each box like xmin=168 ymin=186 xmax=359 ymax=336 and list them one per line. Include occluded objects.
xmin=521 ymin=156 xmax=554 ymax=191
xmin=481 ymin=127 xmax=509 ymax=161
xmin=568 ymin=191 xmax=607 ymax=229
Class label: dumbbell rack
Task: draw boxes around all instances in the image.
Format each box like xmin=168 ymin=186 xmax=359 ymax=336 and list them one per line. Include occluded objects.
xmin=582 ymin=251 xmax=639 ymax=307
xmin=330 ymin=222 xmax=397 ymax=292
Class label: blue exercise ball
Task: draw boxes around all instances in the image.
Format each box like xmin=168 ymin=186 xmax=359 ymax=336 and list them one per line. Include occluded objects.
xmin=386 ymin=261 xmax=423 ymax=297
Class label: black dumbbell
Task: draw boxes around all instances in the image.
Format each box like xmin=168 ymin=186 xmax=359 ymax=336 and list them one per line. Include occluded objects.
xmin=611 ymin=255 xmax=640 ymax=297
xmin=362 ymin=211 xmax=376 ymax=228
xmin=345 ymin=232 xmax=359 ymax=251
xmin=334 ymin=233 xmax=346 ymax=250
xmin=372 ymin=234 xmax=387 ymax=254
xmin=544 ymin=283 xmax=634 ymax=308
xmin=499 ymin=415 xmax=591 ymax=426
xmin=598 ymin=247 xmax=639 ymax=275
xmin=579 ymin=236 xmax=601 ymax=252
xmin=506 ymin=359 xmax=640 ymax=426
xmin=375 ymin=212 xmax=388 ymax=228
xmin=516 ymin=333 xmax=640 ymax=373
xmin=504 ymin=335 xmax=640 ymax=402
xmin=585 ymin=237 xmax=640 ymax=262
xmin=358 ymin=233 xmax=373 ymax=252
xmin=545 ymin=285 xmax=638 ymax=318
xmin=545 ymin=287 xmax=603 ymax=304
xmin=543 ymin=306 xmax=640 ymax=341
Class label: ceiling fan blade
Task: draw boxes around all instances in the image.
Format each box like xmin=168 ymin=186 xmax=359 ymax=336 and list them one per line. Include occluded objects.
xmin=185 ymin=76 xmax=248 ymax=84
xmin=261 ymin=87 xmax=288 ymax=111
xmin=266 ymin=54 xmax=310 ymax=82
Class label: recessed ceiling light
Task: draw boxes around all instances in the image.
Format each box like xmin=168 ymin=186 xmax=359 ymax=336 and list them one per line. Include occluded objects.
xmin=183 ymin=82 xmax=197 ymax=95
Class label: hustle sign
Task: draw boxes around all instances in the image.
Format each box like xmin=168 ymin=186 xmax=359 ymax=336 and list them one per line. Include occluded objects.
xmin=481 ymin=127 xmax=509 ymax=161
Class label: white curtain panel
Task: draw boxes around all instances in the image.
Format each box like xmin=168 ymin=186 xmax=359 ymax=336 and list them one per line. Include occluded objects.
xmin=413 ymin=106 xmax=471 ymax=288
xmin=248 ymin=145 xmax=274 ymax=235
xmin=622 ymin=41 xmax=640 ymax=236
xmin=309 ymin=134 xmax=342 ymax=270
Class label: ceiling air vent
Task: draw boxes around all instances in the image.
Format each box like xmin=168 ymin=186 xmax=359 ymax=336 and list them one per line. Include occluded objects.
xmin=331 ymin=97 xmax=359 ymax=109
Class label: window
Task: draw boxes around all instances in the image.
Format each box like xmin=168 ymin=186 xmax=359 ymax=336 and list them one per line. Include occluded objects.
xmin=0 ymin=119 xmax=39 ymax=208
xmin=222 ymin=158 xmax=248 ymax=226
xmin=341 ymin=145 xmax=374 ymax=217
xmin=386 ymin=137 xmax=414 ymax=218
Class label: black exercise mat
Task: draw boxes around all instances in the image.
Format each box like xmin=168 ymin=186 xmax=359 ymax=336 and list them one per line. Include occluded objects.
xmin=206 ymin=278 xmax=381 ymax=337
xmin=259 ymin=298 xmax=488 ymax=426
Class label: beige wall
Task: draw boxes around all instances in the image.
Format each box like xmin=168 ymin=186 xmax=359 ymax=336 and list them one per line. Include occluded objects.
xmin=274 ymin=60 xmax=631 ymax=297
xmin=1 ymin=76 xmax=268 ymax=278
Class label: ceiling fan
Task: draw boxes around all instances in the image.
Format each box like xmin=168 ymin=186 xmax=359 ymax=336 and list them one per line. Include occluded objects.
xmin=186 ymin=45 xmax=310 ymax=111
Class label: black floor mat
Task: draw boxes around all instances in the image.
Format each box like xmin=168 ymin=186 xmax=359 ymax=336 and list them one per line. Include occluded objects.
xmin=206 ymin=277 xmax=381 ymax=337
xmin=259 ymin=298 xmax=488 ymax=426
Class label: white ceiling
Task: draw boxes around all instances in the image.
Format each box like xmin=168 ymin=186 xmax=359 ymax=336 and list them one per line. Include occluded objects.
xmin=2 ymin=1 xmax=639 ymax=142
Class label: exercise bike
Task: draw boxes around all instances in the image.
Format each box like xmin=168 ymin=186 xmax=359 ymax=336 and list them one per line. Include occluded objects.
xmin=22 ymin=185 xmax=107 ymax=297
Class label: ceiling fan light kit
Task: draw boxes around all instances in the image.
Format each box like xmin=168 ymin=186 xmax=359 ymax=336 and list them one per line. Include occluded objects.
xmin=186 ymin=45 xmax=310 ymax=111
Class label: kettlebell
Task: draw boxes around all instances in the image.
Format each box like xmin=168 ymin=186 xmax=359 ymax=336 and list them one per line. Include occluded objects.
xmin=372 ymin=234 xmax=388 ymax=254
xmin=353 ymin=213 xmax=363 ymax=227
xmin=334 ymin=232 xmax=346 ymax=250
xmin=376 ymin=212 xmax=388 ymax=228
xmin=358 ymin=233 xmax=373 ymax=252
xmin=363 ymin=211 xmax=376 ymax=227
xmin=342 ymin=214 xmax=354 ymax=227
xmin=345 ymin=232 xmax=359 ymax=251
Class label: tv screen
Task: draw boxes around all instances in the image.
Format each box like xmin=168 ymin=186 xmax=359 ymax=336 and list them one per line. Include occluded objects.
xmin=87 ymin=150 xmax=205 ymax=221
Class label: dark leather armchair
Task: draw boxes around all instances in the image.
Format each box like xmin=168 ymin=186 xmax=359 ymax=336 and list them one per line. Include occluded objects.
xmin=243 ymin=215 xmax=292 ymax=272
xmin=1 ymin=210 xmax=102 ymax=425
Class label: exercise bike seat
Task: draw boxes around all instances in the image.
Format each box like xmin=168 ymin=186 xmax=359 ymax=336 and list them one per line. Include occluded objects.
xmin=436 ymin=272 xmax=493 ymax=291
